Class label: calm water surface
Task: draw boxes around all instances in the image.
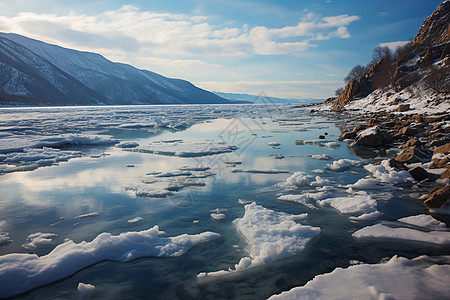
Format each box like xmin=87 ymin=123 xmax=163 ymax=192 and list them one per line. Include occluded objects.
xmin=0 ymin=105 xmax=448 ymax=299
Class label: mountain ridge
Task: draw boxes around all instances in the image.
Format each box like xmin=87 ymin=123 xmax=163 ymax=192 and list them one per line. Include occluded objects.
xmin=0 ymin=32 xmax=230 ymax=106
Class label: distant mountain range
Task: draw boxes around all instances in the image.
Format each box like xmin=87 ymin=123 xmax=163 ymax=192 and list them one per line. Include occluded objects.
xmin=213 ymin=91 xmax=323 ymax=105
xmin=0 ymin=33 xmax=232 ymax=106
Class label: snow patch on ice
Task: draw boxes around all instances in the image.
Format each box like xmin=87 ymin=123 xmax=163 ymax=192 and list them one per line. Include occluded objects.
xmin=364 ymin=159 xmax=414 ymax=185
xmin=398 ymin=214 xmax=447 ymax=230
xmin=127 ymin=217 xmax=144 ymax=224
xmin=325 ymin=159 xmax=363 ymax=172
xmin=277 ymin=192 xmax=327 ymax=209
xmin=232 ymin=169 xmax=290 ymax=174
xmin=268 ymin=255 xmax=450 ymax=299
xmin=22 ymin=232 xmax=57 ymax=249
xmin=132 ymin=142 xmax=238 ymax=157
xmin=198 ymin=202 xmax=319 ymax=278
xmin=77 ymin=282 xmax=95 ymax=296
xmin=307 ymin=154 xmax=332 ymax=160
xmin=0 ymin=226 xmax=220 ymax=298
xmin=317 ymin=191 xmax=380 ymax=220
xmin=353 ymin=223 xmax=450 ymax=244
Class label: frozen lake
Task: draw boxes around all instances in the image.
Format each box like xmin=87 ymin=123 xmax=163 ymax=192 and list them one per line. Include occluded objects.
xmin=0 ymin=105 xmax=449 ymax=299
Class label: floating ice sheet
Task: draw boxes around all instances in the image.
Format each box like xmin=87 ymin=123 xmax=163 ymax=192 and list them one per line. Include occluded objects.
xmin=398 ymin=214 xmax=447 ymax=230
xmin=132 ymin=142 xmax=238 ymax=157
xmin=0 ymin=134 xmax=119 ymax=154
xmin=231 ymin=169 xmax=290 ymax=174
xmin=277 ymin=192 xmax=327 ymax=209
xmin=317 ymin=191 xmax=381 ymax=220
xmin=353 ymin=223 xmax=450 ymax=244
xmin=0 ymin=226 xmax=220 ymax=298
xmin=325 ymin=159 xmax=362 ymax=172
xmin=198 ymin=202 xmax=320 ymax=277
xmin=269 ymin=255 xmax=450 ymax=299
xmin=22 ymin=232 xmax=57 ymax=249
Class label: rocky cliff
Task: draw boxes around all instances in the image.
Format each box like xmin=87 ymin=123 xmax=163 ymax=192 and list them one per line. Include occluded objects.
xmin=333 ymin=0 xmax=450 ymax=111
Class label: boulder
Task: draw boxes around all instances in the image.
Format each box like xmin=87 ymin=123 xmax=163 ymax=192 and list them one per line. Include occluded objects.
xmin=396 ymin=104 xmax=410 ymax=112
xmin=430 ymin=139 xmax=448 ymax=148
xmin=388 ymin=158 xmax=408 ymax=170
xmin=441 ymin=168 xmax=450 ymax=179
xmin=351 ymin=126 xmax=393 ymax=147
xmin=318 ymin=135 xmax=326 ymax=140
xmin=391 ymin=98 xmax=401 ymax=105
xmin=408 ymin=166 xmax=429 ymax=182
xmin=424 ymin=186 xmax=450 ymax=209
xmin=396 ymin=127 xmax=419 ymax=136
xmin=394 ymin=147 xmax=431 ymax=164
xmin=352 ymin=124 xmax=368 ymax=133
xmin=401 ymin=138 xmax=422 ymax=148
xmin=434 ymin=143 xmax=450 ymax=155
xmin=339 ymin=131 xmax=356 ymax=140
xmin=431 ymin=155 xmax=450 ymax=169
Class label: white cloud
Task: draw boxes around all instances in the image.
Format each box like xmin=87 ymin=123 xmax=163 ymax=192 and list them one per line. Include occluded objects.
xmin=379 ymin=41 xmax=410 ymax=51
xmin=0 ymin=5 xmax=360 ymax=58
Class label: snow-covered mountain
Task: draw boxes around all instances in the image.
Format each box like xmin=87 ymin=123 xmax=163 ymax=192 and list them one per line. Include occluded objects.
xmin=0 ymin=33 xmax=229 ymax=106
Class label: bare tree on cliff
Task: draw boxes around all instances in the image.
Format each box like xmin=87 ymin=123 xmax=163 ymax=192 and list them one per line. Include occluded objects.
xmin=423 ymin=65 xmax=450 ymax=94
xmin=344 ymin=65 xmax=370 ymax=83
xmin=370 ymin=46 xmax=396 ymax=90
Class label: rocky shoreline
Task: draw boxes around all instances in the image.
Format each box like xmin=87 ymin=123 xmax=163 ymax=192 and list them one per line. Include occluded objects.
xmin=310 ymin=108 xmax=450 ymax=212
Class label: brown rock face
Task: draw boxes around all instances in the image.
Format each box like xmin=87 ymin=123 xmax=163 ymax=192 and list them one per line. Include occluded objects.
xmin=388 ymin=158 xmax=408 ymax=170
xmin=401 ymin=138 xmax=422 ymax=148
xmin=434 ymin=143 xmax=450 ymax=155
xmin=339 ymin=131 xmax=356 ymax=140
xmin=396 ymin=127 xmax=419 ymax=136
xmin=424 ymin=186 xmax=450 ymax=209
xmin=394 ymin=147 xmax=430 ymax=164
xmin=396 ymin=104 xmax=410 ymax=112
xmin=431 ymin=156 xmax=450 ymax=169
xmin=332 ymin=77 xmax=371 ymax=111
xmin=351 ymin=126 xmax=393 ymax=147
xmin=408 ymin=166 xmax=429 ymax=182
xmin=441 ymin=168 xmax=450 ymax=179
xmin=412 ymin=1 xmax=450 ymax=47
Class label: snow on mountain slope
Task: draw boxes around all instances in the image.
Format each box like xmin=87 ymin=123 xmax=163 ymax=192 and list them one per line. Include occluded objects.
xmin=0 ymin=36 xmax=108 ymax=105
xmin=0 ymin=32 xmax=229 ymax=105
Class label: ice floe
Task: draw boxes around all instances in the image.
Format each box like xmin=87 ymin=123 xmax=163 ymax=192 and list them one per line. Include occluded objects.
xmin=231 ymin=169 xmax=290 ymax=174
xmin=0 ymin=226 xmax=220 ymax=298
xmin=277 ymin=192 xmax=328 ymax=209
xmin=0 ymin=134 xmax=119 ymax=154
xmin=127 ymin=217 xmax=144 ymax=224
xmin=77 ymin=282 xmax=95 ymax=297
xmin=198 ymin=202 xmax=320 ymax=277
xmin=398 ymin=214 xmax=447 ymax=230
xmin=116 ymin=141 xmax=140 ymax=148
xmin=307 ymin=154 xmax=332 ymax=160
xmin=22 ymin=232 xmax=58 ymax=249
xmin=317 ymin=191 xmax=381 ymax=220
xmin=0 ymin=232 xmax=12 ymax=246
xmin=325 ymin=159 xmax=363 ymax=172
xmin=211 ymin=213 xmax=226 ymax=221
xmin=284 ymin=172 xmax=313 ymax=187
xmin=75 ymin=212 xmax=100 ymax=219
xmin=353 ymin=223 xmax=450 ymax=244
xmin=131 ymin=142 xmax=238 ymax=157
xmin=269 ymin=255 xmax=450 ymax=299
xmin=364 ymin=159 xmax=414 ymax=185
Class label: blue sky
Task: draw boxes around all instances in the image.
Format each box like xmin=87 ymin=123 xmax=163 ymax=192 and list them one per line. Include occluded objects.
xmin=0 ymin=0 xmax=443 ymax=99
